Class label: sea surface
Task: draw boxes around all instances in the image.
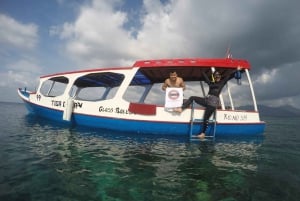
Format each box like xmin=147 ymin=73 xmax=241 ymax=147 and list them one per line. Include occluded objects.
xmin=0 ymin=102 xmax=299 ymax=201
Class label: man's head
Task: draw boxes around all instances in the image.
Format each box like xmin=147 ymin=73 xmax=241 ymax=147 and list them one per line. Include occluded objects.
xmin=169 ymin=71 xmax=178 ymax=81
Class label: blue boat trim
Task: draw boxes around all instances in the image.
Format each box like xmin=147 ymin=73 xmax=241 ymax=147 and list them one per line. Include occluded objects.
xmin=20 ymin=95 xmax=265 ymax=137
xmin=19 ymin=89 xmax=30 ymax=98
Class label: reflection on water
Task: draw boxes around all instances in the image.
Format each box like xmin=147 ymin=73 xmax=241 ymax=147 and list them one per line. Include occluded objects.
xmin=212 ymin=142 xmax=261 ymax=171
xmin=3 ymin=115 xmax=262 ymax=200
xmin=1 ymin=105 xmax=299 ymax=201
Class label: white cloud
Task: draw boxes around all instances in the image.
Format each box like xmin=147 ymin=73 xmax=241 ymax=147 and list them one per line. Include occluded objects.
xmin=0 ymin=14 xmax=40 ymax=102
xmin=7 ymin=59 xmax=42 ymax=74
xmin=2 ymin=0 xmax=300 ymax=109
xmin=253 ymin=62 xmax=300 ymax=108
xmin=0 ymin=58 xmax=41 ymax=87
xmin=53 ymin=0 xmax=193 ymax=67
xmin=55 ymin=0 xmax=271 ymax=66
xmin=134 ymin=0 xmax=188 ymax=57
xmin=254 ymin=68 xmax=278 ymax=84
xmin=0 ymin=14 xmax=38 ymax=50
xmin=261 ymin=95 xmax=300 ymax=109
xmin=0 ymin=69 xmax=39 ymax=102
xmin=52 ymin=0 xmax=133 ymax=67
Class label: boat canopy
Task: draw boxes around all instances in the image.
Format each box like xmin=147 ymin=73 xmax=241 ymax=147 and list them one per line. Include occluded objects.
xmin=39 ymin=58 xmax=250 ymax=88
xmin=133 ymin=58 xmax=250 ymax=69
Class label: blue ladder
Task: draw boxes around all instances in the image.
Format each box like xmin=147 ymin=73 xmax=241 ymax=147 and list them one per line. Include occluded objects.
xmin=189 ymin=101 xmax=216 ymax=141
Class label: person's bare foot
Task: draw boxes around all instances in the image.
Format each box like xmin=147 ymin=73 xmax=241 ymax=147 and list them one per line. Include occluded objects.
xmin=197 ymin=133 xmax=205 ymax=138
xmin=173 ymin=107 xmax=182 ymax=113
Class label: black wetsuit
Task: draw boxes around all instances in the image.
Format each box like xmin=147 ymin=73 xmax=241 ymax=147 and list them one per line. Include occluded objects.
xmin=181 ymin=71 xmax=234 ymax=134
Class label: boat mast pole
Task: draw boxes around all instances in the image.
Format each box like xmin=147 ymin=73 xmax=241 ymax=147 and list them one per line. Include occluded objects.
xmin=227 ymin=84 xmax=235 ymax=110
xmin=200 ymin=81 xmax=205 ymax=96
xmin=219 ymin=94 xmax=225 ymax=110
xmin=245 ymin=69 xmax=258 ymax=111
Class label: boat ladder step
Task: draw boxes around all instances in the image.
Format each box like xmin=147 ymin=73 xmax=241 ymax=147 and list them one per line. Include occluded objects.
xmin=189 ymin=102 xmax=217 ymax=141
xmin=192 ymin=119 xmax=216 ymax=123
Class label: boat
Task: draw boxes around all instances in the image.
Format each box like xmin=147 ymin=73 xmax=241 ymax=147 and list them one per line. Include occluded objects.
xmin=18 ymin=57 xmax=265 ymax=137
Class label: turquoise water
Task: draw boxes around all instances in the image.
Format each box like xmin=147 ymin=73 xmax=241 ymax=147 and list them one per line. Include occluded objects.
xmin=0 ymin=102 xmax=299 ymax=201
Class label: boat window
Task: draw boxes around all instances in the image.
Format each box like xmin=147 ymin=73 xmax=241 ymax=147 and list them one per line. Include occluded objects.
xmin=72 ymin=72 xmax=124 ymax=101
xmin=40 ymin=76 xmax=69 ymax=97
xmin=75 ymin=87 xmax=107 ymax=101
xmin=143 ymin=83 xmax=165 ymax=105
xmin=123 ymin=85 xmax=151 ymax=103
xmin=123 ymin=69 xmax=162 ymax=104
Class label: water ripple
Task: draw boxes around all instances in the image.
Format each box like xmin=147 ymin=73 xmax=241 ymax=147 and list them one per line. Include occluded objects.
xmin=1 ymin=104 xmax=300 ymax=201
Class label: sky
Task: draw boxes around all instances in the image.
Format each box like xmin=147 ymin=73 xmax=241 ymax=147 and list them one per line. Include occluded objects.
xmin=0 ymin=0 xmax=300 ymax=109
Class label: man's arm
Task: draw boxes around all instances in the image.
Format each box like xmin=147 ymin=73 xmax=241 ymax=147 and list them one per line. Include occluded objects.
xmin=179 ymin=78 xmax=186 ymax=90
xmin=162 ymin=79 xmax=169 ymax=91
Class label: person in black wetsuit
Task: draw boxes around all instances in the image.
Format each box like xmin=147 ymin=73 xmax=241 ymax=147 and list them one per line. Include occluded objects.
xmin=176 ymin=67 xmax=241 ymax=138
